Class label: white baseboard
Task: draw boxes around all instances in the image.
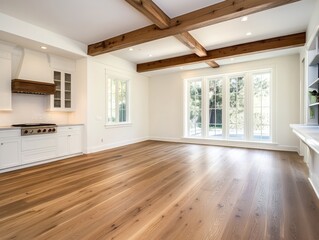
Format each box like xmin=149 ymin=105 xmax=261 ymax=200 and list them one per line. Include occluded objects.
xmin=0 ymin=152 xmax=83 ymax=173
xmin=87 ymin=137 xmax=149 ymax=154
xmin=309 ymin=174 xmax=319 ymax=199
xmin=149 ymin=136 xmax=298 ymax=152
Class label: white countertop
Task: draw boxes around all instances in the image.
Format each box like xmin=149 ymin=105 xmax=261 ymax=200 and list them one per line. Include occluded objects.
xmin=290 ymin=124 xmax=319 ymax=154
xmin=0 ymin=124 xmax=84 ymax=131
xmin=57 ymin=124 xmax=84 ymax=127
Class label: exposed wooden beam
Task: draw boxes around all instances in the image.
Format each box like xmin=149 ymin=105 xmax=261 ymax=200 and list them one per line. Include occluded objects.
xmin=125 ymin=0 xmax=207 ymax=57
xmin=88 ymin=0 xmax=300 ymax=56
xmin=206 ymin=61 xmax=220 ymax=68
xmin=136 ymin=32 xmax=306 ymax=72
xmin=125 ymin=0 xmax=170 ymax=29
xmin=175 ymin=32 xmax=207 ymax=57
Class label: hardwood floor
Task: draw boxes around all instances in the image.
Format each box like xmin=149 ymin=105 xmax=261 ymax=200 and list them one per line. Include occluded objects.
xmin=0 ymin=141 xmax=319 ymax=240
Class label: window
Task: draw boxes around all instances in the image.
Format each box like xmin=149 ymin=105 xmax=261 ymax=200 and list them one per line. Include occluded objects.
xmin=106 ymin=76 xmax=129 ymax=125
xmin=229 ymin=76 xmax=245 ymax=139
xmin=208 ymin=78 xmax=223 ymax=137
xmin=185 ymin=69 xmax=272 ymax=142
xmin=252 ymin=72 xmax=271 ymax=141
xmin=188 ymin=79 xmax=202 ymax=136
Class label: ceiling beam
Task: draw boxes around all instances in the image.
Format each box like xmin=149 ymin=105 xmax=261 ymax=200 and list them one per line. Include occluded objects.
xmin=125 ymin=0 xmax=208 ymax=57
xmin=88 ymin=0 xmax=300 ymax=56
xmin=175 ymin=32 xmax=207 ymax=57
xmin=136 ymin=32 xmax=306 ymax=72
xmin=206 ymin=60 xmax=220 ymax=68
xmin=125 ymin=0 xmax=170 ymax=29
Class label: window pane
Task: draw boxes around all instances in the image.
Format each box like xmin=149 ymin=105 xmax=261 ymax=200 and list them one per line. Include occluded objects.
xmin=189 ymin=80 xmax=202 ymax=136
xmin=228 ymin=76 xmax=245 ymax=140
xmin=107 ymin=78 xmax=129 ymax=124
xmin=118 ymin=81 xmax=127 ymax=122
xmin=208 ymin=78 xmax=223 ymax=138
xmin=216 ymin=109 xmax=222 ymax=124
xmin=253 ymin=72 xmax=271 ymax=141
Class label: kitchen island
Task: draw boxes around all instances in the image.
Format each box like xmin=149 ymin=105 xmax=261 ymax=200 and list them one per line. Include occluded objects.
xmin=291 ymin=124 xmax=319 ymax=198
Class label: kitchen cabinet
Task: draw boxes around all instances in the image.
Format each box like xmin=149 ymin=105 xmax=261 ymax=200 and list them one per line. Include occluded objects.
xmin=49 ymin=70 xmax=74 ymax=111
xmin=21 ymin=135 xmax=57 ymax=164
xmin=0 ymin=125 xmax=83 ymax=172
xmin=0 ymin=130 xmax=21 ymax=168
xmin=57 ymin=126 xmax=82 ymax=157
xmin=307 ymin=27 xmax=319 ymax=124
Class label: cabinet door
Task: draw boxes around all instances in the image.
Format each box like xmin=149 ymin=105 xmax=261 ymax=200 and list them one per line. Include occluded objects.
xmin=69 ymin=133 xmax=82 ymax=155
xmin=49 ymin=70 xmax=74 ymax=112
xmin=0 ymin=139 xmax=20 ymax=168
xmin=57 ymin=134 xmax=69 ymax=157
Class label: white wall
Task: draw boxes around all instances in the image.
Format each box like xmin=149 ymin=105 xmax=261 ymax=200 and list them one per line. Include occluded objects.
xmin=86 ymin=54 xmax=149 ymax=153
xmin=0 ymin=48 xmax=87 ymax=126
xmin=0 ymin=94 xmax=70 ymax=126
xmin=149 ymin=54 xmax=301 ymax=151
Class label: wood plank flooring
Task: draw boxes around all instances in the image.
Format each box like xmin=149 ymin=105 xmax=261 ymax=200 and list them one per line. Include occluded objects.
xmin=0 ymin=140 xmax=319 ymax=240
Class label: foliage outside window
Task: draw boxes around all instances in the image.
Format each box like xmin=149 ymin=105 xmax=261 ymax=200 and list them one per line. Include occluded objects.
xmin=186 ymin=69 xmax=272 ymax=142
xmin=229 ymin=76 xmax=245 ymax=139
xmin=208 ymin=78 xmax=223 ymax=137
xmin=106 ymin=77 xmax=129 ymax=125
xmin=252 ymin=72 xmax=271 ymax=141
xmin=189 ymin=80 xmax=202 ymax=136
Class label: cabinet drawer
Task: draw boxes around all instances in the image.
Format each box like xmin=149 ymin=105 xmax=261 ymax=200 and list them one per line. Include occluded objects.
xmin=57 ymin=126 xmax=82 ymax=134
xmin=21 ymin=148 xmax=56 ymax=164
xmin=0 ymin=130 xmax=20 ymax=138
xmin=22 ymin=136 xmax=56 ymax=151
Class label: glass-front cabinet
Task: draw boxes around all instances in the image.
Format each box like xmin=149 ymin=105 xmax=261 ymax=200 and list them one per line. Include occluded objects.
xmin=307 ymin=28 xmax=319 ymax=124
xmin=49 ymin=70 xmax=74 ymax=111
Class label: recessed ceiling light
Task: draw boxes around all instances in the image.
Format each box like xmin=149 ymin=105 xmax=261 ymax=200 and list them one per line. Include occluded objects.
xmin=41 ymin=46 xmax=47 ymax=50
xmin=241 ymin=16 xmax=248 ymax=22
xmin=246 ymin=32 xmax=252 ymax=36
xmin=129 ymin=48 xmax=134 ymax=51
xmin=148 ymin=54 xmax=153 ymax=57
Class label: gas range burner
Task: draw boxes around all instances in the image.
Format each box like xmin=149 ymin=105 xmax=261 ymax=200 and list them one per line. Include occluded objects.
xmin=12 ymin=123 xmax=57 ymax=136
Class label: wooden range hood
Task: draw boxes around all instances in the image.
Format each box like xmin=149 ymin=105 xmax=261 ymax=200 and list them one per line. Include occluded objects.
xmin=12 ymin=79 xmax=56 ymax=95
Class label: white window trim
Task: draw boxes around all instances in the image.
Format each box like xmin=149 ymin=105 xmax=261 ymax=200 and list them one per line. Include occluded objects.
xmin=104 ymin=122 xmax=133 ymax=128
xmin=184 ymin=68 xmax=274 ymax=143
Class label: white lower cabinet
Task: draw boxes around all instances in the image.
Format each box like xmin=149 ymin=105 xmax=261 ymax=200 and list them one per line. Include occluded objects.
xmin=0 ymin=125 xmax=83 ymax=171
xmin=0 ymin=137 xmax=21 ymax=168
xmin=57 ymin=126 xmax=82 ymax=157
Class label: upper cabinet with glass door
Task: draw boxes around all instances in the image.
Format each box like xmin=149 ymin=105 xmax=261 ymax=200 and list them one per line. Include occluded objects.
xmin=307 ymin=27 xmax=319 ymax=124
xmin=48 ymin=70 xmax=74 ymax=111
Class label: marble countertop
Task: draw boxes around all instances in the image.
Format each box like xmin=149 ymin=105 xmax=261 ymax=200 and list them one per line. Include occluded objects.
xmin=290 ymin=124 xmax=319 ymax=154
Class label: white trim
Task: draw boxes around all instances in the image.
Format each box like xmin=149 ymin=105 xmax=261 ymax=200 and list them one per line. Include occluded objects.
xmin=87 ymin=137 xmax=148 ymax=154
xmin=308 ymin=177 xmax=319 ymax=200
xmin=104 ymin=122 xmax=132 ymax=128
xmin=0 ymin=152 xmax=83 ymax=173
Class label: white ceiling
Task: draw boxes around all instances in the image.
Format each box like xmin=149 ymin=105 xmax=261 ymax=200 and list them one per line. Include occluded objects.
xmin=0 ymin=0 xmax=316 ymax=73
